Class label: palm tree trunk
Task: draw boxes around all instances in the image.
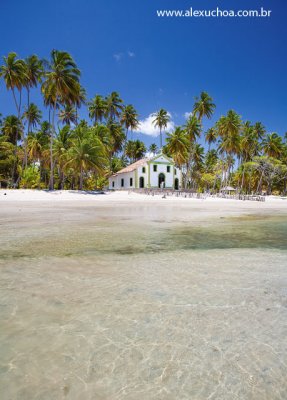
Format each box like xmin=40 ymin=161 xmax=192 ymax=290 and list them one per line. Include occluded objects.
xmin=79 ymin=165 xmax=83 ymax=190
xmin=49 ymin=105 xmax=56 ymax=190
xmin=256 ymin=171 xmax=264 ymax=194
xmin=10 ymin=88 xmax=21 ymax=186
xmin=160 ymin=128 xmax=162 ymax=149
xmin=241 ymin=166 xmax=245 ymax=193
xmin=11 ymin=88 xmax=19 ymax=117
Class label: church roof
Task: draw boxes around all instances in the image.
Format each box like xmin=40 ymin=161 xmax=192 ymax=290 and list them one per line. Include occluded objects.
xmin=114 ymin=158 xmax=149 ymax=175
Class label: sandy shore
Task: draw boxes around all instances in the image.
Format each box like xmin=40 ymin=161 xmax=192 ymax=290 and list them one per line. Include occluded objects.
xmin=0 ymin=189 xmax=287 ymax=210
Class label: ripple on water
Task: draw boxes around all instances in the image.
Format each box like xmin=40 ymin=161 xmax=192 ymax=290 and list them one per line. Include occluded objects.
xmin=0 ymin=213 xmax=287 ymax=399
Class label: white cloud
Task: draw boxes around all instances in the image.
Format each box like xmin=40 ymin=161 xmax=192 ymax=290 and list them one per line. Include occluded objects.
xmin=184 ymin=112 xmax=192 ymax=119
xmin=113 ymin=53 xmax=123 ymax=62
xmin=114 ymin=51 xmax=135 ymax=62
xmin=136 ymin=113 xmax=175 ymax=137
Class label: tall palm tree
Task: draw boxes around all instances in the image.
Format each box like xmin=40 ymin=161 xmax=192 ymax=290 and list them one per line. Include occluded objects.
xmin=24 ymin=55 xmax=43 ymax=109
xmin=193 ymin=91 xmax=215 ymax=122
xmin=58 ymin=104 xmax=77 ymax=126
xmin=152 ymin=109 xmax=170 ymax=149
xmin=88 ymin=94 xmax=107 ymax=125
xmin=120 ymin=104 xmax=139 ymax=141
xmin=216 ymin=110 xmax=242 ymax=187
xmin=105 ymin=92 xmax=123 ymax=121
xmin=0 ymin=52 xmax=26 ymax=118
xmin=41 ymin=50 xmax=80 ymax=189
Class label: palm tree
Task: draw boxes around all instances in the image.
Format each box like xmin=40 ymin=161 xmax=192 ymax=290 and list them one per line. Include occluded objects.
xmin=193 ymin=92 xmax=215 ymax=122
xmin=23 ymin=103 xmax=42 ymax=168
xmin=88 ymin=94 xmax=107 ymax=125
xmin=107 ymin=122 xmax=126 ymax=155
xmin=53 ymin=126 xmax=71 ymax=189
xmin=41 ymin=50 xmax=81 ymax=190
xmin=74 ymin=85 xmax=86 ymax=124
xmin=120 ymin=104 xmax=139 ymax=141
xmin=205 ymin=149 xmax=218 ymax=172
xmin=105 ymin=92 xmax=123 ymax=121
xmin=240 ymin=124 xmax=260 ymax=163
xmin=58 ymin=104 xmax=77 ymax=126
xmin=23 ymin=103 xmax=42 ymax=134
xmin=133 ymin=140 xmax=146 ymax=161
xmin=149 ymin=143 xmax=158 ymax=156
xmin=24 ymin=55 xmax=43 ymax=109
xmin=1 ymin=115 xmax=23 ymax=183
xmin=184 ymin=115 xmax=201 ymax=143
xmin=66 ymin=133 xmax=107 ymax=190
xmin=0 ymin=135 xmax=16 ymax=186
xmin=125 ymin=140 xmax=146 ymax=163
xmin=152 ymin=109 xmax=170 ymax=149
xmin=216 ymin=110 xmax=242 ymax=188
xmin=0 ymin=52 xmax=26 ymax=118
xmin=205 ymin=127 xmax=217 ymax=151
xmin=21 ymin=56 xmax=43 ymax=167
xmin=1 ymin=115 xmax=23 ymax=145
xmin=253 ymin=122 xmax=266 ymax=141
xmin=262 ymin=133 xmax=283 ymax=158
xmin=165 ymin=127 xmax=189 ymax=167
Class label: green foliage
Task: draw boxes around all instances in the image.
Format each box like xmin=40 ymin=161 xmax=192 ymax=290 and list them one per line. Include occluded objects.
xmin=20 ymin=166 xmax=41 ymax=188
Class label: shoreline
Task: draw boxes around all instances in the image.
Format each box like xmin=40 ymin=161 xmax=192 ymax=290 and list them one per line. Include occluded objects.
xmin=1 ymin=188 xmax=287 ymax=206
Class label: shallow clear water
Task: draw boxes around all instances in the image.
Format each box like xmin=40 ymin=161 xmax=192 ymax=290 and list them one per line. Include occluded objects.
xmin=1 ymin=204 xmax=287 ymax=399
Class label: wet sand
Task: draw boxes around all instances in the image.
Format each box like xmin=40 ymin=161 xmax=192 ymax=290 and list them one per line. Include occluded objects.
xmin=0 ymin=191 xmax=287 ymax=399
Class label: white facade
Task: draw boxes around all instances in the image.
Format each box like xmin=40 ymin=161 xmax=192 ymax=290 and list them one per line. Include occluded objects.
xmin=109 ymin=154 xmax=181 ymax=190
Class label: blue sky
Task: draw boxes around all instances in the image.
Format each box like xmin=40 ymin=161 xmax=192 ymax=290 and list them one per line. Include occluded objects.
xmin=0 ymin=0 xmax=286 ymax=148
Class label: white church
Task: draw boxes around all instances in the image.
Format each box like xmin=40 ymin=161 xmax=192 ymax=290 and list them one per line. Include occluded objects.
xmin=108 ymin=153 xmax=181 ymax=190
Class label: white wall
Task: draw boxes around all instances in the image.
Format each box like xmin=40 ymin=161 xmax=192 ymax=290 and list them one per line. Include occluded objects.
xmin=137 ymin=163 xmax=148 ymax=188
xmin=149 ymin=163 xmax=174 ymax=188
xmin=109 ymin=171 xmax=135 ymax=189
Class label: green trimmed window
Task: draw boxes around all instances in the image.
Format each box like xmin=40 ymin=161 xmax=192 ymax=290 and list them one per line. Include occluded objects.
xmin=153 ymin=165 xmax=157 ymax=172
xmin=167 ymin=166 xmax=170 ymax=173
xmin=142 ymin=167 xmax=146 ymax=173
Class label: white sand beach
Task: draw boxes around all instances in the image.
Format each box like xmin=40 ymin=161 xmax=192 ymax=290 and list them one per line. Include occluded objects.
xmin=1 ymin=189 xmax=287 ymax=399
xmin=1 ymin=188 xmax=287 ymax=208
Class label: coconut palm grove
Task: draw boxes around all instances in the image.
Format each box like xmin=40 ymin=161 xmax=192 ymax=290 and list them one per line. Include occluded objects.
xmin=0 ymin=50 xmax=286 ymax=194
